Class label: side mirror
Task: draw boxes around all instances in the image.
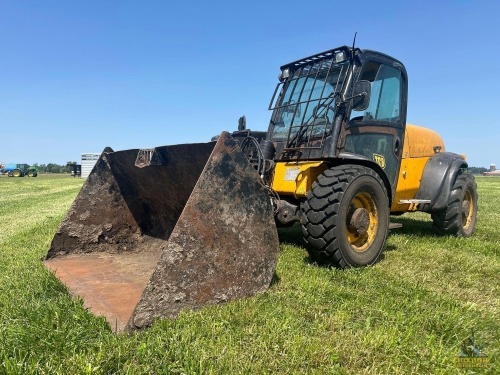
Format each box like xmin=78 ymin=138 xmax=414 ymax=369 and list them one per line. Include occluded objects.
xmin=351 ymin=80 xmax=371 ymax=111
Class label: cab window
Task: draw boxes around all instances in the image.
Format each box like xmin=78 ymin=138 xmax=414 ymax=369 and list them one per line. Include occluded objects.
xmin=351 ymin=61 xmax=402 ymax=124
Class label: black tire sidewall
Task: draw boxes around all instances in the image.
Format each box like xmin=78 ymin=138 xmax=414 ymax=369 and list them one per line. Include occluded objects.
xmin=432 ymin=173 xmax=478 ymax=237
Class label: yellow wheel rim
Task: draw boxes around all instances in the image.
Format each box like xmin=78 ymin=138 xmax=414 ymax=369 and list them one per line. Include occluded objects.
xmin=462 ymin=189 xmax=475 ymax=230
xmin=345 ymin=192 xmax=379 ymax=252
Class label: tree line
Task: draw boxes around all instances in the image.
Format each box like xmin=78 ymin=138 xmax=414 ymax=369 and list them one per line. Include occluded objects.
xmin=467 ymin=166 xmax=488 ymax=174
xmin=30 ymin=162 xmax=78 ymax=174
xmin=20 ymin=163 xmax=492 ymax=175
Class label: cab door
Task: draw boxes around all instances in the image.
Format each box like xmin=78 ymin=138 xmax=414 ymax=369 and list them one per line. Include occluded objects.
xmin=340 ymin=57 xmax=408 ymax=196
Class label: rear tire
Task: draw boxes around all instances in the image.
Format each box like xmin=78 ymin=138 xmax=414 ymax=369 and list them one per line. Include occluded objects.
xmin=432 ymin=173 xmax=478 ymax=237
xmin=301 ymin=165 xmax=389 ymax=268
xmin=12 ymin=169 xmax=23 ymax=177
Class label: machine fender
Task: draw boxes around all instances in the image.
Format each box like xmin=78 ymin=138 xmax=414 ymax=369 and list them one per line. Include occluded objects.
xmin=414 ymin=152 xmax=468 ymax=211
xmin=337 ymin=152 xmax=393 ymax=206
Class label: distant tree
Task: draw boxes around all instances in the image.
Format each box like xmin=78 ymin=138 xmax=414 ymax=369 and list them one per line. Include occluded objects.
xmin=32 ymin=163 xmax=71 ymax=173
xmin=66 ymin=161 xmax=78 ymax=173
xmin=31 ymin=162 xmax=81 ymax=173
xmin=46 ymin=163 xmax=55 ymax=173
xmin=468 ymin=166 xmax=487 ymax=175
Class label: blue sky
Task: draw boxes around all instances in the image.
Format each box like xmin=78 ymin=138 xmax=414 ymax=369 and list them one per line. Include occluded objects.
xmin=0 ymin=0 xmax=499 ymax=167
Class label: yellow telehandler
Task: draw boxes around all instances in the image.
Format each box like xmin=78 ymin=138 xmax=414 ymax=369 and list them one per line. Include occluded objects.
xmin=45 ymin=45 xmax=478 ymax=331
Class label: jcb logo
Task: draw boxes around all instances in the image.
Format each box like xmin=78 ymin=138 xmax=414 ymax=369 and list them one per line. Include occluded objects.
xmin=373 ymin=154 xmax=386 ymax=169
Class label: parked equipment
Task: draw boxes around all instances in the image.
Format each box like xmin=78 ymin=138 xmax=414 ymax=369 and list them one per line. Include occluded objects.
xmin=45 ymin=45 xmax=478 ymax=331
xmin=1 ymin=163 xmax=37 ymax=177
xmin=67 ymin=163 xmax=82 ymax=177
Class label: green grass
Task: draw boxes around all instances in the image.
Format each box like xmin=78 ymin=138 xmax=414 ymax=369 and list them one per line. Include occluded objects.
xmin=0 ymin=175 xmax=498 ymax=374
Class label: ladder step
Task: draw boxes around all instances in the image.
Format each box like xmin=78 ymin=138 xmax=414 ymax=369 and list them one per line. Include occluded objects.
xmin=398 ymin=199 xmax=431 ymax=204
xmin=389 ymin=222 xmax=403 ymax=230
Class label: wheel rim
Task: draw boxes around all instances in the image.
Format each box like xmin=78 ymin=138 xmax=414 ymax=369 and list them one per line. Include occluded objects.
xmin=346 ymin=192 xmax=379 ymax=252
xmin=462 ymin=188 xmax=475 ymax=230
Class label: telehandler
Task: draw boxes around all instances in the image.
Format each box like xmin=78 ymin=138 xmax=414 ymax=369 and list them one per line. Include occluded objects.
xmin=233 ymin=45 xmax=478 ymax=267
xmin=45 ymin=45 xmax=478 ymax=331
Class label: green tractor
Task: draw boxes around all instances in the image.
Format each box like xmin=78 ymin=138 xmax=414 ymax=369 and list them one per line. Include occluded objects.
xmin=2 ymin=163 xmax=38 ymax=177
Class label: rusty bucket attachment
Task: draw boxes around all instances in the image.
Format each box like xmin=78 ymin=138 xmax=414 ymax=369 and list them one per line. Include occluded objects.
xmin=45 ymin=132 xmax=279 ymax=332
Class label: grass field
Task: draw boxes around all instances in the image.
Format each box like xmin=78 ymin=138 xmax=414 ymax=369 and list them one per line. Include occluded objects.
xmin=0 ymin=174 xmax=498 ymax=374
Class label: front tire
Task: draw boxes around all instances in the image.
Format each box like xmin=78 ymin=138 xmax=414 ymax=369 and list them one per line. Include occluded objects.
xmin=432 ymin=173 xmax=478 ymax=237
xmin=301 ymin=165 xmax=389 ymax=268
xmin=12 ymin=169 xmax=23 ymax=177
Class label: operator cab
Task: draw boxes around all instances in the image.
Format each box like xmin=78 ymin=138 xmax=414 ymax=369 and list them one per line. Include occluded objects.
xmin=266 ymin=46 xmax=408 ymax=195
xmin=267 ymin=48 xmax=351 ymax=157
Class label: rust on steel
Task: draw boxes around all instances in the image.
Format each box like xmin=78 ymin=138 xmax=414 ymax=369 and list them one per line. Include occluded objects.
xmin=45 ymin=132 xmax=279 ymax=332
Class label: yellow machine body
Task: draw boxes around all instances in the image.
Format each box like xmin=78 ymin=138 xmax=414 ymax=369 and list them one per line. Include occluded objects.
xmin=272 ymin=161 xmax=328 ymax=198
xmin=270 ymin=124 xmax=449 ymax=213
xmin=391 ymin=124 xmax=447 ymax=212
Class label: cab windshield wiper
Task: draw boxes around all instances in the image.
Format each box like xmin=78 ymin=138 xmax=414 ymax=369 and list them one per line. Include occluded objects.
xmin=287 ymin=91 xmax=339 ymax=148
